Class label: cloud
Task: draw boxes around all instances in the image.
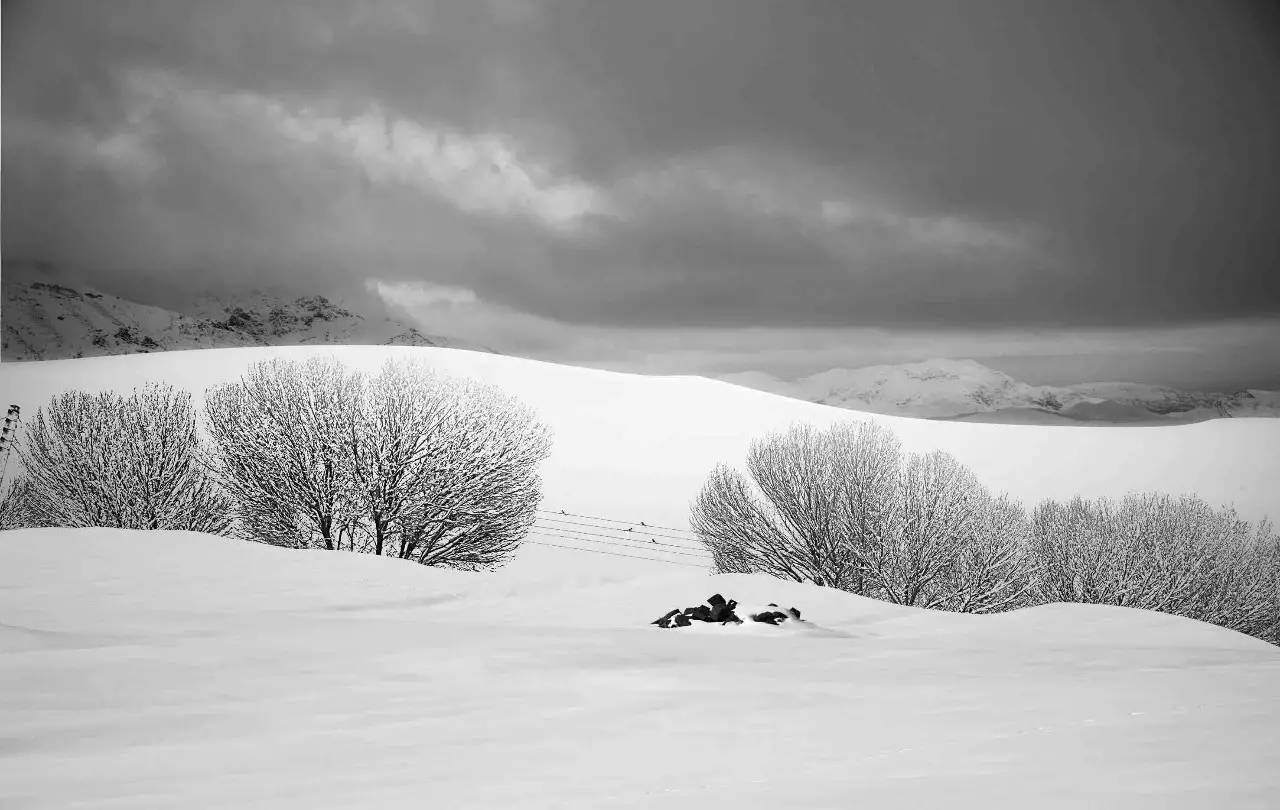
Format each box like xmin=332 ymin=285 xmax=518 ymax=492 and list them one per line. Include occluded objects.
xmin=3 ymin=0 xmax=1278 ymax=382
xmin=371 ymin=279 xmax=479 ymax=309
xmin=372 ymin=278 xmax=1280 ymax=390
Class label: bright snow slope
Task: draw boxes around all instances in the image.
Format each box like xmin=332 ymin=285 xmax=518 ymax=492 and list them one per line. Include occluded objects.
xmin=0 ymin=345 xmax=1277 ymax=578
xmin=1 ymin=528 xmax=1278 ymax=808
xmin=2 ymin=347 xmax=1279 ymax=807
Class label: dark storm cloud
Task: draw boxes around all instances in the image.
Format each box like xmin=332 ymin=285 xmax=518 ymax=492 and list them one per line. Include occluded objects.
xmin=4 ymin=0 xmax=1279 ymax=329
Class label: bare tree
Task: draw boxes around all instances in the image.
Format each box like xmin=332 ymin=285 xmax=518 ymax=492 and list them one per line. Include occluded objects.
xmin=933 ymin=492 xmax=1032 ymax=613
xmin=857 ymin=450 xmax=968 ymax=607
xmin=18 ymin=384 xmax=231 ymax=533
xmin=691 ymin=420 xmax=1030 ymax=612
xmin=205 ymin=356 xmax=363 ymax=549
xmin=345 ymin=359 xmax=467 ymax=557
xmin=827 ymin=421 xmax=903 ymax=594
xmin=207 ymin=356 xmax=552 ymax=569
xmin=0 ymin=476 xmax=33 ymax=531
xmin=381 ymin=374 xmax=553 ymax=570
xmin=692 ymin=421 xmax=905 ymax=590
xmin=1029 ymin=493 xmax=1279 ymax=642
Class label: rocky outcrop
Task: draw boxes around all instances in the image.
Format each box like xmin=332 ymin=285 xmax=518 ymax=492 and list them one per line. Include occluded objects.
xmin=2 ymin=268 xmax=493 ymax=361
xmin=651 ymin=594 xmax=803 ymax=629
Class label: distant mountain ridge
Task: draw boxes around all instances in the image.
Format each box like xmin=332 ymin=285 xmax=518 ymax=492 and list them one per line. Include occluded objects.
xmin=2 ymin=272 xmax=492 ymax=362
xmin=720 ymin=358 xmax=1280 ymax=423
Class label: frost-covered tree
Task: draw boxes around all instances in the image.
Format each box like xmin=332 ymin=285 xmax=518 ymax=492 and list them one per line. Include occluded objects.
xmin=691 ymin=420 xmax=1031 ymax=612
xmin=863 ymin=451 xmax=1030 ymax=611
xmin=18 ymin=384 xmax=231 ymax=532
xmin=0 ymin=476 xmax=33 ymax=531
xmin=344 ymin=359 xmax=459 ymax=557
xmin=207 ymin=356 xmax=552 ymax=568
xmin=1029 ymin=493 xmax=1279 ymax=643
xmin=693 ymin=422 xmax=899 ymax=590
xmin=205 ymin=356 xmax=363 ymax=550
xmin=349 ymin=362 xmax=552 ymax=570
xmin=940 ymin=493 xmax=1031 ymax=613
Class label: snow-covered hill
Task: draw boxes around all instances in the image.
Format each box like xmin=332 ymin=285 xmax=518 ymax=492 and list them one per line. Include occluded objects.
xmin=1 ymin=272 xmax=488 ymax=361
xmin=1 ymin=526 xmax=1277 ymax=808
xmin=722 ymin=358 xmax=1279 ymax=423
xmin=1 ymin=346 xmax=1278 ymax=806
xmin=1 ymin=345 xmax=1277 ymax=577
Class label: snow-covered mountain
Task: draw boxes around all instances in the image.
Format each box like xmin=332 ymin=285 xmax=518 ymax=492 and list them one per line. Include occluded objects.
xmin=1 ymin=270 xmax=490 ymax=361
xmin=721 ymin=358 xmax=1280 ymax=423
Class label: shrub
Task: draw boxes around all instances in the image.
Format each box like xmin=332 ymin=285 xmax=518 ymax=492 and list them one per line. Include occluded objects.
xmin=205 ymin=356 xmax=363 ymax=550
xmin=348 ymin=359 xmax=552 ymax=569
xmin=691 ymin=421 xmax=1030 ymax=612
xmin=0 ymin=476 xmax=33 ymax=530
xmin=18 ymin=384 xmax=231 ymax=532
xmin=205 ymin=356 xmax=552 ymax=569
xmin=1029 ymin=494 xmax=1279 ymax=643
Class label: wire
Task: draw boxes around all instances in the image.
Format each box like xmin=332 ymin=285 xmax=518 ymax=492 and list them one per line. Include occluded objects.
xmin=525 ymin=528 xmax=712 ymax=560
xmin=537 ymin=508 xmax=700 ymax=538
xmin=534 ymin=514 xmax=706 ymax=547
xmin=531 ymin=518 xmax=709 ymax=553
xmin=531 ymin=524 xmax=708 ymax=555
xmin=523 ymin=539 xmax=711 ymax=568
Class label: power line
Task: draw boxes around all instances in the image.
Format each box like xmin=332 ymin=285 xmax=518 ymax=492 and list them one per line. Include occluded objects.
xmin=526 ymin=528 xmax=711 ymax=560
xmin=524 ymin=538 xmax=710 ymax=568
xmin=534 ymin=514 xmax=706 ymax=547
xmin=531 ymin=518 xmax=708 ymax=553
xmin=531 ymin=523 xmax=708 ymax=555
xmin=537 ymin=508 xmax=700 ymax=538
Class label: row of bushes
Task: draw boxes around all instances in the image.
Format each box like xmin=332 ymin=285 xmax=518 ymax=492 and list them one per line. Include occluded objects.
xmin=1 ymin=357 xmax=552 ymax=571
xmin=691 ymin=422 xmax=1280 ymax=644
xmin=2 ymin=365 xmax=1275 ymax=643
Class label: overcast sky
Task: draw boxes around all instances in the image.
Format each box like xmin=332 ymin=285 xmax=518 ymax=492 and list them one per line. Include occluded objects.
xmin=4 ymin=0 xmax=1279 ymax=387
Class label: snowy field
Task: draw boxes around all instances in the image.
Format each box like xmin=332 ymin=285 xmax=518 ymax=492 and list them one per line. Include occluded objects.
xmin=1 ymin=346 xmax=1279 ymax=807
xmin=1 ymin=528 xmax=1277 ymax=809
xmin=2 ymin=345 xmax=1278 ymax=577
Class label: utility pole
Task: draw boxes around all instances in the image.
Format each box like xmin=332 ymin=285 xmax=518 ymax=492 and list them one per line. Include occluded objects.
xmin=0 ymin=404 xmax=21 ymax=483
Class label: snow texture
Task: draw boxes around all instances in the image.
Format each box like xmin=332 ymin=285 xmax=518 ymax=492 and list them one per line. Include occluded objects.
xmin=1 ymin=346 xmax=1279 ymax=806
xmin=2 ymin=346 xmax=1276 ymax=578
xmin=0 ymin=528 xmax=1277 ymax=809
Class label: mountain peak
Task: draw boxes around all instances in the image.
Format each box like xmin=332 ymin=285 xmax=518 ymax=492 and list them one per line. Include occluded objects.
xmin=2 ymin=275 xmax=492 ymax=361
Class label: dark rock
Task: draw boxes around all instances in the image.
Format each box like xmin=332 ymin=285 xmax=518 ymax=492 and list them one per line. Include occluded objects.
xmin=652 ymin=608 xmax=682 ymax=627
xmin=653 ymin=594 xmax=765 ymax=628
xmin=707 ymin=596 xmax=740 ymax=623
xmin=752 ymin=611 xmax=790 ymax=625
xmin=684 ymin=604 xmax=712 ymax=622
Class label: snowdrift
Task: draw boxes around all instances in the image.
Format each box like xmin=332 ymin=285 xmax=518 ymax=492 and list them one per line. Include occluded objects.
xmin=1 ymin=528 xmax=1277 ymax=809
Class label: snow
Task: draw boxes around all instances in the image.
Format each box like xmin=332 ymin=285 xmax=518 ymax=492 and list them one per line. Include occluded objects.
xmin=1 ymin=347 xmax=1279 ymax=806
xmin=1 ymin=346 xmax=1277 ymax=579
xmin=1 ymin=527 xmax=1277 ymax=808
xmin=794 ymin=357 xmax=1047 ymax=417
xmin=718 ymin=358 xmax=1280 ymax=422
xmin=1 ymin=274 xmax=484 ymax=361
